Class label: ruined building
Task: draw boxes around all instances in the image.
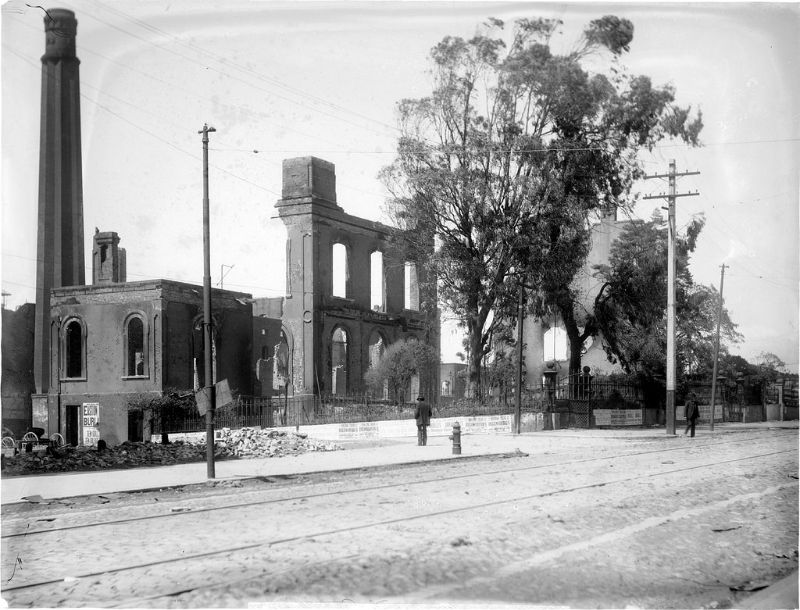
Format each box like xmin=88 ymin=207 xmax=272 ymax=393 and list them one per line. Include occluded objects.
xmin=0 ymin=10 xmax=438 ymax=444
xmin=274 ymin=157 xmax=439 ymax=402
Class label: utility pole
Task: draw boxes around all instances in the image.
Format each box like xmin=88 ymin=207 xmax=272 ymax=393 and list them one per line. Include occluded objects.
xmin=708 ymin=263 xmax=727 ymax=432
xmin=515 ymin=287 xmax=524 ymax=434
xmin=199 ymin=123 xmax=217 ymax=479
xmin=219 ymin=264 xmax=234 ymax=289
xmin=643 ymin=160 xmax=699 ymax=436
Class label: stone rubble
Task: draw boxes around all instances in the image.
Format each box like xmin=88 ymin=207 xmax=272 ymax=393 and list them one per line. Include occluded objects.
xmin=0 ymin=428 xmax=342 ymax=476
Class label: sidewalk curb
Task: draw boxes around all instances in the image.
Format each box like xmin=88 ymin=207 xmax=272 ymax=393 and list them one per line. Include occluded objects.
xmin=4 ymin=450 xmax=528 ymax=506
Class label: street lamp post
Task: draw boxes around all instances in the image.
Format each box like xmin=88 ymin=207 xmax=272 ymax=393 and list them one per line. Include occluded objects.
xmin=199 ymin=123 xmax=216 ymax=479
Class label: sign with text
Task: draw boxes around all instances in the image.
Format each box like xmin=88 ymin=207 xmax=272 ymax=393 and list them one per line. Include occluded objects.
xmin=594 ymin=409 xmax=643 ymax=426
xmin=82 ymin=403 xmax=100 ymax=427
xmin=83 ymin=426 xmax=100 ymax=447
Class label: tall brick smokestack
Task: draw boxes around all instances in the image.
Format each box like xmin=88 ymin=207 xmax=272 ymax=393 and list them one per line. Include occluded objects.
xmin=33 ymin=8 xmax=85 ymax=396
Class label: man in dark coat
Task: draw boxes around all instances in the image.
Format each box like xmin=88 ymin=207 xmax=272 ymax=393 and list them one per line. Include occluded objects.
xmin=684 ymin=392 xmax=700 ymax=437
xmin=414 ymin=396 xmax=432 ymax=446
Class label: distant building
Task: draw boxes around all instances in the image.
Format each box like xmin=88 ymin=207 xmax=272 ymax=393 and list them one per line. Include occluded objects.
xmin=522 ymin=210 xmax=628 ymax=387
xmin=439 ymin=362 xmax=467 ymax=400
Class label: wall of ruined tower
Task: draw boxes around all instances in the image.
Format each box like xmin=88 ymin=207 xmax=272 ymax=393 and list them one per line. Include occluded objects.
xmin=276 ymin=156 xmax=440 ymax=399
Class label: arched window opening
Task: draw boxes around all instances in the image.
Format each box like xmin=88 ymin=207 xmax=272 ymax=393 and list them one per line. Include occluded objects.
xmin=65 ymin=320 xmax=83 ymax=378
xmin=368 ymin=332 xmax=385 ymax=370
xmin=404 ymin=261 xmax=419 ymax=311
xmin=442 ymin=380 xmax=452 ymax=396
xmin=126 ymin=316 xmax=145 ymax=376
xmin=332 ymin=243 xmax=348 ymax=298
xmin=273 ymin=330 xmax=290 ymax=390
xmin=370 ymin=251 xmax=385 ymax=311
xmin=331 ymin=327 xmax=348 ymax=396
xmin=543 ymin=325 xmax=568 ymax=362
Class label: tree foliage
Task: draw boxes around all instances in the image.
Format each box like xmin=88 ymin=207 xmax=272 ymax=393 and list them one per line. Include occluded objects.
xmin=127 ymin=389 xmax=196 ymax=444
xmin=364 ymin=339 xmax=439 ymax=403
xmin=382 ymin=15 xmax=703 ymax=392
xmin=593 ymin=213 xmax=741 ymax=379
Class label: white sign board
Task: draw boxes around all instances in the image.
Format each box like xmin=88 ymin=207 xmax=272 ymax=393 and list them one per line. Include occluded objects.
xmin=594 ymin=409 xmax=642 ymax=426
xmin=83 ymin=426 xmax=100 ymax=447
xmin=82 ymin=403 xmax=100 ymax=427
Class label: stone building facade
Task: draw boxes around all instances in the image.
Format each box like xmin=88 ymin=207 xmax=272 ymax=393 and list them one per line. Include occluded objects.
xmin=41 ymin=256 xmax=254 ymax=445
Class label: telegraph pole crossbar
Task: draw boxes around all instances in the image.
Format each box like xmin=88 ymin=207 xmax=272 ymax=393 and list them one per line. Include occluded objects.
xmin=643 ymin=160 xmax=700 ymax=436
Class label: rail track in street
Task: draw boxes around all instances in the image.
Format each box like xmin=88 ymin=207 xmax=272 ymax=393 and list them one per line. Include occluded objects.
xmin=2 ymin=429 xmax=796 ymax=607
xmin=2 ymin=428 xmax=794 ymax=538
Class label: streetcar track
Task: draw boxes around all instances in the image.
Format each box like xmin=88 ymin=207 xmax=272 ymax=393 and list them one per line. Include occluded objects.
xmin=3 ymin=432 xmax=792 ymax=539
xmin=3 ymin=447 xmax=795 ymax=596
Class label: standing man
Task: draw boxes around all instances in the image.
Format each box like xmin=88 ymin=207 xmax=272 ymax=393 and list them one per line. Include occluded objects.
xmin=415 ymin=396 xmax=432 ymax=446
xmin=684 ymin=392 xmax=700 ymax=437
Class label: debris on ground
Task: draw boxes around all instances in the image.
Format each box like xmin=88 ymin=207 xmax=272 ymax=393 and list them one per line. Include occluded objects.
xmin=1 ymin=428 xmax=343 ymax=476
xmin=216 ymin=427 xmax=342 ymax=458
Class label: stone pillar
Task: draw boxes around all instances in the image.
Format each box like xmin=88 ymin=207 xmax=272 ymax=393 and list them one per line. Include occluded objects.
xmin=275 ymin=157 xmax=341 ymax=398
xmin=33 ymin=9 xmax=85 ymax=402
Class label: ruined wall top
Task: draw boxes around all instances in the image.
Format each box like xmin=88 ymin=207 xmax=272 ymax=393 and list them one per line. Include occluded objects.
xmin=42 ymin=8 xmax=78 ymax=62
xmin=279 ymin=156 xmax=338 ymax=207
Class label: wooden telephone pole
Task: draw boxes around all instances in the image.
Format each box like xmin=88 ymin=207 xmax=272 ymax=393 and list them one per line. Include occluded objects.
xmin=643 ymin=160 xmax=699 ymax=435
xmin=708 ymin=263 xmax=727 ymax=431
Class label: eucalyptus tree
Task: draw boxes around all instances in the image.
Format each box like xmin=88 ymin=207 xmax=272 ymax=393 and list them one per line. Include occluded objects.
xmin=382 ymin=16 xmax=702 ymax=393
xmin=593 ymin=213 xmax=741 ymax=379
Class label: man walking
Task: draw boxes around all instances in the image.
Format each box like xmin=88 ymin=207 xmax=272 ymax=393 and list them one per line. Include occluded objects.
xmin=684 ymin=392 xmax=700 ymax=437
xmin=415 ymin=396 xmax=432 ymax=446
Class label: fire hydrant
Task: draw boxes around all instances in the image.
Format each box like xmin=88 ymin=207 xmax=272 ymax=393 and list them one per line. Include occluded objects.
xmin=449 ymin=422 xmax=461 ymax=455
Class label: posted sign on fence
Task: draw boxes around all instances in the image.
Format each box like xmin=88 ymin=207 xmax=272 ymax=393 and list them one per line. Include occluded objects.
xmin=594 ymin=408 xmax=642 ymax=426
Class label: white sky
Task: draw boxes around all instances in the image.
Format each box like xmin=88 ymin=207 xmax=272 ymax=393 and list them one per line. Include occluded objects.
xmin=2 ymin=1 xmax=798 ymax=370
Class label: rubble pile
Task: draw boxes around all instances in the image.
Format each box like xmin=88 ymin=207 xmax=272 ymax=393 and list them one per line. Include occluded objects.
xmin=217 ymin=428 xmax=343 ymax=458
xmin=1 ymin=429 xmax=342 ymax=476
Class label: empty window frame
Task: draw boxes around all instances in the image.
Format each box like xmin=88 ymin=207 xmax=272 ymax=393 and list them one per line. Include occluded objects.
xmin=370 ymin=251 xmax=385 ymax=311
xmin=124 ymin=314 xmax=147 ymax=377
xmin=331 ymin=326 xmax=349 ymax=396
xmin=404 ymin=261 xmax=419 ymax=311
xmin=63 ymin=318 xmax=85 ymax=379
xmin=332 ymin=243 xmax=348 ymax=298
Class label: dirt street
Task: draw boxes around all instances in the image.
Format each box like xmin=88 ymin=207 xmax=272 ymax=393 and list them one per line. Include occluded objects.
xmin=1 ymin=427 xmax=797 ymax=608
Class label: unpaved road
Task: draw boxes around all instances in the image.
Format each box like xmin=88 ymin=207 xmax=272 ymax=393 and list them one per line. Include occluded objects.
xmin=2 ymin=427 xmax=797 ymax=608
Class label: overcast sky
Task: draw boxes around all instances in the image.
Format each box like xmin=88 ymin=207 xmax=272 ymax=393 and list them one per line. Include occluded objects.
xmin=2 ymin=1 xmax=798 ymax=369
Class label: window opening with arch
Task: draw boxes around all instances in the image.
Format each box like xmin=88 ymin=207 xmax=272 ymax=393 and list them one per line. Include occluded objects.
xmin=124 ymin=315 xmax=146 ymax=377
xmin=332 ymin=243 xmax=348 ymax=298
xmin=331 ymin=326 xmax=349 ymax=396
xmin=370 ymin=251 xmax=385 ymax=311
xmin=368 ymin=331 xmax=388 ymax=399
xmin=64 ymin=319 xmax=85 ymax=379
xmin=404 ymin=261 xmax=419 ymax=311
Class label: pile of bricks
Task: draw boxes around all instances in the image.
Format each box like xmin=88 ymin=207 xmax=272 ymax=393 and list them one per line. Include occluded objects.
xmin=1 ymin=429 xmax=341 ymax=476
xmin=217 ymin=428 xmax=342 ymax=458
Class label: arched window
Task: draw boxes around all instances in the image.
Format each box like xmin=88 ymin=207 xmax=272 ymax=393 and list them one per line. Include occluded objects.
xmin=124 ymin=315 xmax=147 ymax=377
xmin=331 ymin=326 xmax=349 ymax=396
xmin=404 ymin=261 xmax=419 ymax=311
xmin=64 ymin=319 xmax=85 ymax=379
xmin=332 ymin=243 xmax=348 ymax=298
xmin=370 ymin=251 xmax=385 ymax=311
xmin=368 ymin=332 xmax=386 ymax=370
